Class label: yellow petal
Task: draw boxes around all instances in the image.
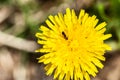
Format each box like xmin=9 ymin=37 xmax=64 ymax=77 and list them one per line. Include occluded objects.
xmin=101 ymin=34 xmax=112 ymax=40
xmin=92 ymin=58 xmax=104 ymax=69
xmin=95 ymin=22 xmax=107 ymax=30
xmin=84 ymin=72 xmax=90 ymax=80
xmin=78 ymin=9 xmax=85 ymax=22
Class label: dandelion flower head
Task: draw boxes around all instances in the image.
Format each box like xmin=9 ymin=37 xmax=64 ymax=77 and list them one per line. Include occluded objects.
xmin=35 ymin=8 xmax=112 ymax=80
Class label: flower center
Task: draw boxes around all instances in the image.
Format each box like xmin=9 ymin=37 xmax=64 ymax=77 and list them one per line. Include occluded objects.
xmin=61 ymin=31 xmax=87 ymax=52
xmin=66 ymin=39 xmax=79 ymax=52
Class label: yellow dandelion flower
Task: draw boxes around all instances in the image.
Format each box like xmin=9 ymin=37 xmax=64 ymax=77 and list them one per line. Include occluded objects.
xmin=35 ymin=8 xmax=112 ymax=80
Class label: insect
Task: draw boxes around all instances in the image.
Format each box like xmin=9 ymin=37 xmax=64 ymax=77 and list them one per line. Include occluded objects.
xmin=62 ymin=31 xmax=68 ymax=40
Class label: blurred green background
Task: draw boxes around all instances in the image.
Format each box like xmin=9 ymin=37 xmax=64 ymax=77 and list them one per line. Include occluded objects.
xmin=0 ymin=0 xmax=120 ymax=80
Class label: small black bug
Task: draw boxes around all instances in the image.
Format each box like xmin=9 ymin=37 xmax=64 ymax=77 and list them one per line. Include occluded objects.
xmin=62 ymin=31 xmax=68 ymax=40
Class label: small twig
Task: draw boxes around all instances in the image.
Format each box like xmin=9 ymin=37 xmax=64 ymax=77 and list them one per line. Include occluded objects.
xmin=0 ymin=6 xmax=13 ymax=24
xmin=5 ymin=13 xmax=26 ymax=35
xmin=0 ymin=31 xmax=39 ymax=52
